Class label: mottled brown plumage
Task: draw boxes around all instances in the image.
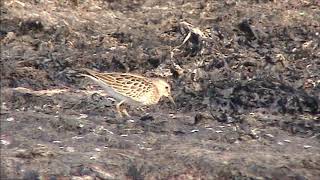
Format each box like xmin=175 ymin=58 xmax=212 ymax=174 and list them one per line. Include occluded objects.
xmin=81 ymin=68 xmax=175 ymax=117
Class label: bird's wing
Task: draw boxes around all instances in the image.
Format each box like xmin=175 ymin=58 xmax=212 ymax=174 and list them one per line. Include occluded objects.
xmin=82 ymin=68 xmax=154 ymax=100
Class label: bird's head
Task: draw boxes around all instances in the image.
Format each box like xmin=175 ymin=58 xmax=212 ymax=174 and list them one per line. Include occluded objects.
xmin=152 ymin=78 xmax=175 ymax=105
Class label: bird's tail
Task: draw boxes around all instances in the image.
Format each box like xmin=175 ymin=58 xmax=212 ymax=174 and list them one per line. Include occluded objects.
xmin=78 ymin=68 xmax=101 ymax=77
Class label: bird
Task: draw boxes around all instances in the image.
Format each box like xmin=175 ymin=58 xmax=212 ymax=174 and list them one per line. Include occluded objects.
xmin=80 ymin=68 xmax=175 ymax=117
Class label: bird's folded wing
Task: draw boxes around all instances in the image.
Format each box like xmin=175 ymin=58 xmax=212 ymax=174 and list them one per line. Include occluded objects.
xmin=81 ymin=68 xmax=154 ymax=100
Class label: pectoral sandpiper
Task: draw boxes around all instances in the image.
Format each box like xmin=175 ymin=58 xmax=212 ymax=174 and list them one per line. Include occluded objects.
xmin=80 ymin=68 xmax=175 ymax=117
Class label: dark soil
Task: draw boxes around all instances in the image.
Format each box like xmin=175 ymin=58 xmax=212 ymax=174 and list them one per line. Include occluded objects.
xmin=1 ymin=0 xmax=320 ymax=179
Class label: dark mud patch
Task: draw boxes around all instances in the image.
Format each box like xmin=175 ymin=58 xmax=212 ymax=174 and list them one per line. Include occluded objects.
xmin=1 ymin=0 xmax=320 ymax=179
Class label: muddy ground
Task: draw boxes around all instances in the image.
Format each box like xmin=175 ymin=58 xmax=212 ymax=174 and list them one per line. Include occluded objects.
xmin=1 ymin=0 xmax=320 ymax=179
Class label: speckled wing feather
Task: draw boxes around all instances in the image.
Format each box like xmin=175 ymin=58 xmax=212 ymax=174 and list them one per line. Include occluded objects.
xmin=82 ymin=69 xmax=154 ymax=101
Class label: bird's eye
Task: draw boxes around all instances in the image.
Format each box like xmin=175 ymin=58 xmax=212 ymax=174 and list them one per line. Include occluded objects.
xmin=165 ymin=86 xmax=169 ymax=89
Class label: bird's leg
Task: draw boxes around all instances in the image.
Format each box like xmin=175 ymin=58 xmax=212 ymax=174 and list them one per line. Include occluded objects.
xmin=137 ymin=106 xmax=147 ymax=112
xmin=122 ymin=108 xmax=131 ymax=117
xmin=116 ymin=100 xmax=131 ymax=117
xmin=136 ymin=106 xmax=149 ymax=116
xmin=116 ymin=100 xmax=126 ymax=118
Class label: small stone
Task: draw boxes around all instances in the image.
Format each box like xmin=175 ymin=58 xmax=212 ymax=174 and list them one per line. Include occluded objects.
xmin=265 ymin=134 xmax=274 ymax=138
xmin=66 ymin=147 xmax=75 ymax=152
xmin=6 ymin=117 xmax=14 ymax=122
xmin=72 ymin=136 xmax=84 ymax=139
xmin=191 ymin=129 xmax=199 ymax=133
xmin=169 ymin=114 xmax=176 ymax=119
xmin=1 ymin=139 xmax=11 ymax=146
xmin=1 ymin=103 xmax=8 ymax=111
xmin=277 ymin=142 xmax=284 ymax=145
xmin=77 ymin=114 xmax=88 ymax=119
xmin=104 ymin=129 xmax=114 ymax=134
xmin=303 ymin=145 xmax=312 ymax=149
xmin=90 ymin=156 xmax=97 ymax=160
